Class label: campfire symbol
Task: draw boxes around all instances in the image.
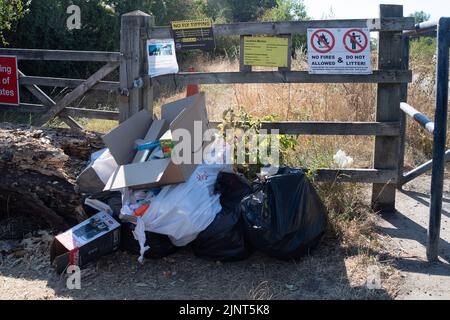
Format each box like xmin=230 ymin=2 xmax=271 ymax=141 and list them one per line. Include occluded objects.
xmin=317 ymin=33 xmax=331 ymax=48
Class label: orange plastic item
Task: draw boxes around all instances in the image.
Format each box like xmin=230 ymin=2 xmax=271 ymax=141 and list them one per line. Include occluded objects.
xmin=186 ymin=67 xmax=199 ymax=97
xmin=133 ymin=203 xmax=150 ymax=217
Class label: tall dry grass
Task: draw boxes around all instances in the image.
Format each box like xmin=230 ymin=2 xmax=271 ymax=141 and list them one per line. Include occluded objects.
xmin=163 ymin=57 xmax=376 ymax=169
xmin=154 ymin=47 xmax=446 ymax=170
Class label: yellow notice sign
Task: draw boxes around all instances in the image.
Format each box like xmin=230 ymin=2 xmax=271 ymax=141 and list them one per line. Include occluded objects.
xmin=243 ymin=36 xmax=289 ymax=67
xmin=171 ymin=19 xmax=212 ymax=30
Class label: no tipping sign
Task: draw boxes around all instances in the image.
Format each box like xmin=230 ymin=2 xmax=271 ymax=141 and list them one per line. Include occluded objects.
xmin=307 ymin=28 xmax=372 ymax=75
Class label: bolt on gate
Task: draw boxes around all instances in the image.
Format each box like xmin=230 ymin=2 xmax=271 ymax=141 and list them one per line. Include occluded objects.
xmin=0 ymin=5 xmax=448 ymax=262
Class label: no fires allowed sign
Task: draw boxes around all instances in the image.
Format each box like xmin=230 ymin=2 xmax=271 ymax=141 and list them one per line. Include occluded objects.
xmin=307 ymin=28 xmax=372 ymax=74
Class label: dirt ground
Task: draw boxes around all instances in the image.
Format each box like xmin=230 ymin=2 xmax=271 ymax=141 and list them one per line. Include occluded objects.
xmin=0 ymin=174 xmax=448 ymax=300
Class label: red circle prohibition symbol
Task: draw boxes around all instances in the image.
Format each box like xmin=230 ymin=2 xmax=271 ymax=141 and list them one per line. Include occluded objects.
xmin=343 ymin=29 xmax=368 ymax=54
xmin=311 ymin=29 xmax=335 ymax=54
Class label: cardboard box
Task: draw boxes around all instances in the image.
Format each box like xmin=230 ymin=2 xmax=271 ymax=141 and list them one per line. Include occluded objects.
xmin=103 ymin=93 xmax=209 ymax=191
xmin=50 ymin=212 xmax=121 ymax=274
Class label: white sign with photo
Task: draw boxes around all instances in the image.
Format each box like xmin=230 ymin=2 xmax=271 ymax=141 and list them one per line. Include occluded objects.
xmin=147 ymin=38 xmax=179 ymax=77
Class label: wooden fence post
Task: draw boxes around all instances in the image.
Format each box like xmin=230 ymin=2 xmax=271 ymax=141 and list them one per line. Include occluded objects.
xmin=119 ymin=10 xmax=154 ymax=122
xmin=372 ymin=4 xmax=404 ymax=213
xmin=240 ymin=36 xmax=252 ymax=72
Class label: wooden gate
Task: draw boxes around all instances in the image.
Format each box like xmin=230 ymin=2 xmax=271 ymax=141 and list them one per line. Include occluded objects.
xmin=0 ymin=49 xmax=121 ymax=129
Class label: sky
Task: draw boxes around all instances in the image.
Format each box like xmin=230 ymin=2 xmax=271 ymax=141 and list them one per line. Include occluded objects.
xmin=302 ymin=0 xmax=450 ymax=20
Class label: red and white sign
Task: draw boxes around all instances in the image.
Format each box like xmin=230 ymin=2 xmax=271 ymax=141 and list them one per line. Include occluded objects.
xmin=310 ymin=29 xmax=335 ymax=54
xmin=0 ymin=56 xmax=19 ymax=105
xmin=343 ymin=29 xmax=369 ymax=54
xmin=307 ymin=28 xmax=372 ymax=75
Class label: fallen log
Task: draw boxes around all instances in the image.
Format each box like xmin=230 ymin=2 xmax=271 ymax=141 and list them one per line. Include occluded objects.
xmin=0 ymin=123 xmax=104 ymax=239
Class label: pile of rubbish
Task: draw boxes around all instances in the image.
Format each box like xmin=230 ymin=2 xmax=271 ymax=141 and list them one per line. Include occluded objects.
xmin=50 ymin=93 xmax=328 ymax=273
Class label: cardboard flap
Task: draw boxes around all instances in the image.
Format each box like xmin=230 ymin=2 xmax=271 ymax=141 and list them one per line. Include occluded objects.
xmin=104 ymin=159 xmax=172 ymax=191
xmin=161 ymin=94 xmax=199 ymax=123
xmin=103 ymin=110 xmax=153 ymax=165
xmin=163 ymin=93 xmax=208 ymax=154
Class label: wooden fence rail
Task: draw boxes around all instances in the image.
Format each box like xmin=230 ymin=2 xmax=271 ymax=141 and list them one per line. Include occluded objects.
xmin=152 ymin=70 xmax=412 ymax=86
xmin=147 ymin=17 xmax=415 ymax=38
xmin=0 ymin=48 xmax=121 ymax=62
xmin=19 ymin=76 xmax=119 ymax=91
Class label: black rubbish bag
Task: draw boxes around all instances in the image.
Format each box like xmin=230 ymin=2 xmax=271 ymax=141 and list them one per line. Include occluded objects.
xmin=120 ymin=222 xmax=178 ymax=259
xmin=83 ymin=192 xmax=123 ymax=218
xmin=241 ymin=167 xmax=328 ymax=260
xmin=191 ymin=172 xmax=253 ymax=262
xmin=84 ymin=192 xmax=177 ymax=259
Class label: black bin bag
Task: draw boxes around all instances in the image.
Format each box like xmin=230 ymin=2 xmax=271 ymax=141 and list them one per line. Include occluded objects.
xmin=191 ymin=172 xmax=253 ymax=262
xmin=241 ymin=168 xmax=328 ymax=260
xmin=120 ymin=223 xmax=178 ymax=259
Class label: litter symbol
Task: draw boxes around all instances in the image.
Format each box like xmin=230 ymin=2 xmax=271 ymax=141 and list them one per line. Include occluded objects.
xmin=311 ymin=29 xmax=335 ymax=53
xmin=343 ymin=29 xmax=368 ymax=54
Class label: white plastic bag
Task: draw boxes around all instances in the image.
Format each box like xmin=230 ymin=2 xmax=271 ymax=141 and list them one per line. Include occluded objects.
xmin=333 ymin=149 xmax=354 ymax=168
xmin=131 ymin=137 xmax=233 ymax=262
xmin=142 ymin=163 xmax=231 ymax=246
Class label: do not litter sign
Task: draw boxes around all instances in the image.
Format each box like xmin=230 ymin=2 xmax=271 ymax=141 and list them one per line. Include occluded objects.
xmin=307 ymin=28 xmax=372 ymax=74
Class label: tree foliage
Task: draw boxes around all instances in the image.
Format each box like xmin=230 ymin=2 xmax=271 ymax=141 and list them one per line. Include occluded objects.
xmin=259 ymin=0 xmax=309 ymax=52
xmin=409 ymin=11 xmax=431 ymax=24
xmin=0 ymin=0 xmax=26 ymax=45
xmin=4 ymin=0 xmax=310 ymax=76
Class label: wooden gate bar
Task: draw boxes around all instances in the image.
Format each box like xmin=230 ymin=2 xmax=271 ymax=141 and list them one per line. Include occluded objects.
xmin=18 ymin=70 xmax=83 ymax=131
xmin=152 ymin=70 xmax=411 ymax=86
xmin=1 ymin=103 xmax=120 ymax=120
xmin=0 ymin=48 xmax=121 ymax=62
xmin=19 ymin=76 xmax=119 ymax=91
xmin=314 ymin=168 xmax=397 ymax=183
xmin=32 ymin=62 xmax=119 ymax=126
xmin=209 ymin=121 xmax=400 ymax=136
xmin=146 ymin=17 xmax=415 ymax=39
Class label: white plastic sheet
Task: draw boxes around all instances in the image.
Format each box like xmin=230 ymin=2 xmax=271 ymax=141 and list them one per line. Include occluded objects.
xmin=333 ymin=149 xmax=354 ymax=168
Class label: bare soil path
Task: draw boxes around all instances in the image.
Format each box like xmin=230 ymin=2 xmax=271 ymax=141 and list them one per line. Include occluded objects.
xmin=377 ymin=174 xmax=450 ymax=300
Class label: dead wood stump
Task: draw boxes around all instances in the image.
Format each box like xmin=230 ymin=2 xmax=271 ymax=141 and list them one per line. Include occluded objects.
xmin=0 ymin=123 xmax=104 ymax=239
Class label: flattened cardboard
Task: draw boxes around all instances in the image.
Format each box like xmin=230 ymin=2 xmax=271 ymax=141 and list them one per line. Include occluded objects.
xmin=104 ymin=159 xmax=172 ymax=190
xmin=103 ymin=93 xmax=209 ymax=191
xmin=50 ymin=212 xmax=121 ymax=274
xmin=162 ymin=93 xmax=208 ymax=153
xmin=103 ymin=110 xmax=153 ymax=165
